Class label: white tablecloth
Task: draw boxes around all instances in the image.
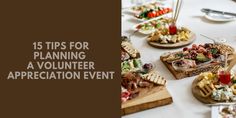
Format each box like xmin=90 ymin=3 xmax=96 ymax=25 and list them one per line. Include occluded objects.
xmin=122 ymin=0 xmax=236 ymax=118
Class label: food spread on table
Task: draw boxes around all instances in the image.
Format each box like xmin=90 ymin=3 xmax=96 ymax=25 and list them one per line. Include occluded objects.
xmin=160 ymin=43 xmax=235 ymax=79
xmin=121 ymin=36 xmax=167 ymax=103
xmin=215 ymin=105 xmax=236 ymax=118
xmin=195 ymin=71 xmax=236 ymax=102
xmin=192 ymin=52 xmax=236 ymax=104
xmin=134 ymin=18 xmax=173 ymax=34
xmin=121 ymin=36 xmax=173 ymax=115
xmin=131 ymin=2 xmax=163 ymax=12
xmin=122 ymin=0 xmax=236 ymax=116
xmin=134 ymin=7 xmax=172 ymax=20
xmin=148 ymin=26 xmax=192 ymax=44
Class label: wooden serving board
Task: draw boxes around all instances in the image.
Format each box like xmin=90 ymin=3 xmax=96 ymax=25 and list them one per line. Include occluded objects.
xmin=121 ymin=86 xmax=173 ymax=115
xmin=192 ymin=77 xmax=217 ymax=104
xmin=147 ymin=32 xmax=196 ymax=49
xmin=160 ymin=57 xmax=225 ymax=79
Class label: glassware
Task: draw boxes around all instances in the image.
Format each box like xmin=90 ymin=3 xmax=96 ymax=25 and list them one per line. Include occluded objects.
xmin=169 ymin=22 xmax=177 ymax=35
xmin=218 ymin=70 xmax=231 ymax=85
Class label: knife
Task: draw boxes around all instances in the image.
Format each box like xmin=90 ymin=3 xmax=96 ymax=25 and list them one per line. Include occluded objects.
xmin=201 ymin=8 xmax=236 ymax=17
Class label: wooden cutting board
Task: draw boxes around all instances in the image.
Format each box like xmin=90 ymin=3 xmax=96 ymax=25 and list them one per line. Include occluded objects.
xmin=121 ymin=86 xmax=173 ymax=115
xmin=192 ymin=74 xmax=236 ymax=104
xmin=160 ymin=55 xmax=234 ymax=80
xmin=192 ymin=77 xmax=217 ymax=104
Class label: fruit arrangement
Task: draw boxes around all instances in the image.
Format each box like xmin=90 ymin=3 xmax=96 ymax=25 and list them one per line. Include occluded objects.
xmin=135 ymin=8 xmax=172 ymax=20
xmin=121 ymin=37 xmax=166 ymax=103
xmin=135 ymin=18 xmax=173 ymax=34
xmin=196 ymin=71 xmax=236 ymax=102
xmin=147 ymin=26 xmax=191 ymax=44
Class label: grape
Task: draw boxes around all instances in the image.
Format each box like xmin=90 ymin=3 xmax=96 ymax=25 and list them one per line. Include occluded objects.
xmin=183 ymin=47 xmax=188 ymax=51
xmin=143 ymin=63 xmax=153 ymax=71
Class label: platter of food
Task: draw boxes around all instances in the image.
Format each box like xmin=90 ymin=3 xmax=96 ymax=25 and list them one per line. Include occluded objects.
xmin=133 ymin=17 xmax=173 ymax=35
xmin=131 ymin=2 xmax=164 ymax=13
xmin=192 ymin=70 xmax=236 ymax=104
xmin=134 ymin=6 xmax=172 ymax=21
xmin=121 ymin=36 xmax=173 ymax=115
xmin=212 ymin=105 xmax=236 ymax=118
xmin=147 ymin=25 xmax=196 ymax=48
xmin=192 ymin=53 xmax=236 ymax=104
xmin=160 ymin=43 xmax=235 ymax=79
xmin=192 ymin=71 xmax=236 ymax=104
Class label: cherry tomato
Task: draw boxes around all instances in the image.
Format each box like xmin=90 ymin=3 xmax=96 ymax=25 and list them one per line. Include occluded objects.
xmin=147 ymin=11 xmax=156 ymax=18
xmin=156 ymin=12 xmax=159 ymax=17
xmin=152 ymin=11 xmax=157 ymax=17
xmin=162 ymin=9 xmax=167 ymax=14
xmin=164 ymin=9 xmax=169 ymax=13
xmin=166 ymin=8 xmax=171 ymax=12
xmin=147 ymin=12 xmax=153 ymax=18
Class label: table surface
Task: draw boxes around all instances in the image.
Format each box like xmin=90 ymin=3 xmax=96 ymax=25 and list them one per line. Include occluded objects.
xmin=121 ymin=0 xmax=236 ymax=118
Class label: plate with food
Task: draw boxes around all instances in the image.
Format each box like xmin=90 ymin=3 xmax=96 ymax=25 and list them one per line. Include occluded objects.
xmin=131 ymin=2 xmax=164 ymax=13
xmin=134 ymin=7 xmax=172 ymax=21
xmin=147 ymin=25 xmax=196 ymax=48
xmin=212 ymin=105 xmax=236 ymax=118
xmin=160 ymin=43 xmax=235 ymax=79
xmin=121 ymin=36 xmax=172 ymax=115
xmin=192 ymin=70 xmax=236 ymax=104
xmin=133 ymin=17 xmax=173 ymax=35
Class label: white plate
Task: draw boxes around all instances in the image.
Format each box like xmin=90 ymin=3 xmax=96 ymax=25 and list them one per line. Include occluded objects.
xmin=204 ymin=12 xmax=236 ymax=22
xmin=129 ymin=1 xmax=165 ymax=13
xmin=211 ymin=105 xmax=236 ymax=118
xmin=211 ymin=106 xmax=220 ymax=118
xmin=133 ymin=14 xmax=171 ymax=35
xmin=133 ymin=3 xmax=172 ymax=22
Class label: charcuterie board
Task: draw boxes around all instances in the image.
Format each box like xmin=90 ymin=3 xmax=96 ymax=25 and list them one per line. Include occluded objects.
xmin=192 ymin=76 xmax=218 ymax=104
xmin=161 ymin=58 xmax=224 ymax=80
xmin=121 ymin=36 xmax=172 ymax=115
xmin=192 ymin=54 xmax=236 ymax=104
xmin=192 ymin=71 xmax=236 ymax=104
xmin=147 ymin=26 xmax=196 ymax=49
xmin=160 ymin=43 xmax=235 ymax=79
xmin=148 ymin=32 xmax=196 ymax=48
xmin=121 ymin=86 xmax=172 ymax=115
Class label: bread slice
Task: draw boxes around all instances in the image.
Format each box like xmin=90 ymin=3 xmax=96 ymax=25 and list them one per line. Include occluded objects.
xmin=121 ymin=41 xmax=140 ymax=58
xmin=199 ymin=83 xmax=215 ymax=97
xmin=142 ymin=71 xmax=166 ymax=85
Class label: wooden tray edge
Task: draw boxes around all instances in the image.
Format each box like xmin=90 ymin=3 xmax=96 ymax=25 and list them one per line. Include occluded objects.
xmin=121 ymin=97 xmax=173 ymax=115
